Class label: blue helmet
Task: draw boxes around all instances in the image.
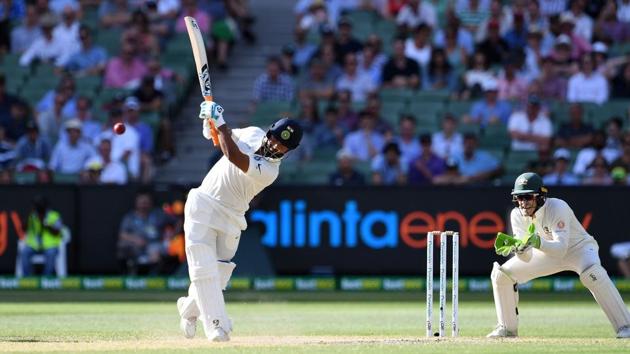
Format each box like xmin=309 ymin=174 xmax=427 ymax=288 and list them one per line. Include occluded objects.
xmin=266 ymin=118 xmax=303 ymax=150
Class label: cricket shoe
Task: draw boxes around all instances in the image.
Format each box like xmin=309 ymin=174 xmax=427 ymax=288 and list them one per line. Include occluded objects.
xmin=208 ymin=327 xmax=230 ymax=342
xmin=486 ymin=325 xmax=518 ymax=338
xmin=177 ymin=297 xmax=197 ymax=339
xmin=617 ymin=325 xmax=630 ymax=338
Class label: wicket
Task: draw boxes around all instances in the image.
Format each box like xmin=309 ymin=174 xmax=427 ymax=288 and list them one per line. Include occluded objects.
xmin=426 ymin=231 xmax=459 ymax=337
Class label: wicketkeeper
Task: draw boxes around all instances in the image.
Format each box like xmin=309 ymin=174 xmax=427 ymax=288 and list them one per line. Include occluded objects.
xmin=176 ymin=101 xmax=303 ymax=341
xmin=488 ymin=172 xmax=630 ymax=338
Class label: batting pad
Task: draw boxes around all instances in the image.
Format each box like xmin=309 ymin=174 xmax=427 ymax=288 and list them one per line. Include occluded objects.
xmin=580 ymin=264 xmax=630 ymax=332
xmin=491 ymin=262 xmax=519 ymax=333
xmin=218 ymin=261 xmax=236 ymax=291
xmin=179 ymin=293 xmax=200 ymax=319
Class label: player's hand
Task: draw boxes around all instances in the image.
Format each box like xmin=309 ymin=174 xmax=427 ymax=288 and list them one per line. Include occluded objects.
xmin=202 ymin=119 xmax=212 ymax=140
xmin=199 ymin=101 xmax=225 ymax=128
xmin=520 ymin=232 xmax=541 ymax=250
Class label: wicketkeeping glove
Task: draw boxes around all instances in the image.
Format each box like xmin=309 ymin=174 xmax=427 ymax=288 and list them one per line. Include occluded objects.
xmin=516 ymin=223 xmax=541 ymax=252
xmin=199 ymin=101 xmax=225 ymax=128
xmin=494 ymin=232 xmax=523 ymax=257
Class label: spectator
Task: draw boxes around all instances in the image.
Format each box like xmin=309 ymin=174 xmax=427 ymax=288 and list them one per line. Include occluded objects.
xmin=297 ymin=1 xmax=332 ymax=32
xmin=37 ymin=90 xmax=69 ymax=145
xmin=124 ymin=9 xmax=160 ymax=58
xmin=336 ymin=53 xmax=377 ymax=103
xmin=408 ymin=133 xmax=447 ymax=185
xmin=396 ymin=0 xmax=437 ymax=35
xmin=504 ymin=12 xmax=528 ymax=50
xmin=82 ymin=138 xmax=127 ymax=185
xmin=371 ymin=142 xmax=407 ymax=185
xmin=298 ymin=59 xmax=335 ymax=101
xmin=176 ymin=0 xmax=211 ymax=34
xmin=225 ymin=0 xmax=257 ymax=43
xmin=611 ymin=63 xmax=630 ymax=99
xmin=99 ymin=108 xmax=140 ymax=180
xmin=404 ymin=24 xmax=433 ymax=69
xmin=357 ymin=37 xmax=387 ymax=86
xmin=611 ymin=136 xmax=630 ymax=172
xmin=565 ymin=0 xmax=593 ymax=42
xmin=291 ymin=26 xmax=317 ymax=70
xmin=0 ymin=74 xmax=22 ymax=134
xmin=595 ymin=0 xmax=630 ymax=43
xmin=329 ymin=148 xmax=365 ymax=186
xmin=555 ymin=103 xmax=594 ymax=149
xmin=132 ymin=76 xmax=164 ymax=112
xmin=542 ymin=148 xmax=580 ymax=185
xmin=539 ymin=0 xmax=569 ymax=17
xmin=117 ymin=191 xmax=168 ymax=275
xmin=573 ymin=130 xmax=620 ymax=176
xmin=319 ymin=42 xmax=344 ymax=82
xmin=424 ymin=48 xmax=457 ymax=91
xmin=146 ymin=56 xmax=180 ymax=107
xmin=15 ymin=121 xmax=50 ymax=172
xmin=591 ymin=42 xmax=619 ymax=80
xmin=549 ymin=34 xmax=578 ymax=79
xmin=567 ymin=54 xmax=609 ymax=105
xmin=48 ymin=119 xmax=95 ymax=174
xmin=252 ymin=56 xmax=295 ymax=104
xmin=527 ymin=146 xmax=555 ymax=177
xmin=342 ymin=110 xmax=386 ymax=162
xmin=52 ymin=4 xmax=81 ymax=58
xmin=611 ymin=241 xmax=630 ymax=278
xmin=508 ymin=94 xmax=553 ymax=151
xmin=64 ymin=25 xmax=108 ymax=76
xmin=461 ymin=52 xmax=496 ymax=99
xmin=526 ymin=0 xmax=550 ymax=34
xmin=605 ymin=117 xmax=624 ymax=152
xmin=313 ymin=106 xmax=345 ymax=148
xmin=364 ymin=94 xmax=393 ymax=135
xmin=123 ymin=97 xmax=154 ymax=180
xmin=537 ymin=56 xmax=568 ymax=101
xmin=10 ymin=3 xmax=42 ymax=54
xmin=280 ymin=44 xmax=299 ymax=76
xmin=457 ymin=0 xmax=490 ymax=34
xmin=381 ymin=37 xmax=421 ymax=89
xmin=475 ymin=0 xmax=511 ymax=42
xmin=434 ymin=11 xmax=475 ymax=58
xmin=395 ymin=114 xmax=422 ymax=165
xmin=582 ymin=155 xmax=613 ymax=185
xmin=336 ymin=89 xmax=359 ymax=131
xmin=57 ymin=96 xmax=102 ymax=145
xmin=497 ymin=58 xmax=528 ymax=101
xmin=99 ymin=0 xmax=132 ymax=28
xmin=206 ymin=0 xmax=238 ymax=70
xmin=522 ymin=26 xmax=546 ymax=82
xmin=20 ymin=196 xmax=65 ymax=276
xmin=476 ymin=19 xmax=509 ymax=66
xmin=433 ymin=158 xmax=468 ymax=185
xmin=466 ymin=79 xmax=512 ymax=126
xmin=335 ymin=18 xmax=363 ymax=65
xmin=558 ymin=12 xmax=591 ymax=59
xmin=0 ymin=126 xmax=16 ymax=171
xmin=3 ymin=100 xmax=30 ymax=143
xmin=19 ymin=13 xmax=69 ymax=67
xmin=432 ymin=114 xmax=464 ymax=160
xmin=619 ymin=0 xmax=630 ymax=22
xmin=456 ymin=133 xmax=501 ymax=183
xmin=103 ymin=41 xmax=149 ymax=89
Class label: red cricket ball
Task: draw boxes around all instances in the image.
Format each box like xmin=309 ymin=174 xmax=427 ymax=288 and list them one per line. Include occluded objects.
xmin=113 ymin=122 xmax=126 ymax=135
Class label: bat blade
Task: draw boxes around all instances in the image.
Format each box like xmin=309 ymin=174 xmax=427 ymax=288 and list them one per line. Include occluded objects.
xmin=184 ymin=16 xmax=219 ymax=145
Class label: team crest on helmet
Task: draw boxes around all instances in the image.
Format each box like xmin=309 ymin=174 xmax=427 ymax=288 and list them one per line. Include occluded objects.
xmin=281 ymin=130 xmax=291 ymax=140
xmin=517 ymin=177 xmax=528 ymax=185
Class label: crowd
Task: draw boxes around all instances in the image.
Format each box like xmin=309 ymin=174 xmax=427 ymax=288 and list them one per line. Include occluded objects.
xmin=251 ymin=0 xmax=630 ymax=186
xmin=0 ymin=0 xmax=255 ymax=185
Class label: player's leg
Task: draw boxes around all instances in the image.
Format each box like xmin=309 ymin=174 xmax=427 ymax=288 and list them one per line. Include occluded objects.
xmin=567 ymin=243 xmax=630 ymax=337
xmin=184 ymin=220 xmax=230 ymax=342
xmin=488 ymin=249 xmax=564 ymax=337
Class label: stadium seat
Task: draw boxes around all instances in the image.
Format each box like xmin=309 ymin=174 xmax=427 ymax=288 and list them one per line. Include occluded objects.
xmin=13 ymin=172 xmax=37 ymax=184
xmin=480 ymin=124 xmax=510 ymax=149
xmin=75 ymin=76 xmax=102 ymax=96
xmin=379 ymin=88 xmax=413 ymax=102
xmin=53 ymin=173 xmax=80 ymax=184
xmin=505 ymin=150 xmax=539 ymax=176
xmin=251 ymin=101 xmax=293 ymax=126
xmin=586 ymin=100 xmax=630 ymax=128
xmin=446 ymin=101 xmax=473 ymax=118
xmin=95 ymin=28 xmax=124 ymax=54
xmin=411 ymin=90 xmax=450 ymax=102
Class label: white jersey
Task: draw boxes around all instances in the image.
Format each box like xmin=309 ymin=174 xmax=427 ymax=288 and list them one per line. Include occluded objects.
xmin=510 ymin=197 xmax=596 ymax=258
xmin=195 ymin=127 xmax=280 ymax=230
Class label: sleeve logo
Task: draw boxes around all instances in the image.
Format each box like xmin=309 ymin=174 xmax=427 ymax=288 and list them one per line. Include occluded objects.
xmin=557 ymin=221 xmax=565 ymax=229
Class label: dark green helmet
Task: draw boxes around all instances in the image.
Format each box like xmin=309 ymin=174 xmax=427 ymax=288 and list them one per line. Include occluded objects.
xmin=511 ymin=172 xmax=548 ymax=195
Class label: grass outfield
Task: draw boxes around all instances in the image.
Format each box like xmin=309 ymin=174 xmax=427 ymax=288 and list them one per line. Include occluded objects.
xmin=0 ymin=291 xmax=629 ymax=353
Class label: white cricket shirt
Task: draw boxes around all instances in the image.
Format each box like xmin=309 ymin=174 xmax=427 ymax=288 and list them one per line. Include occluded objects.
xmin=196 ymin=127 xmax=280 ymax=227
xmin=510 ymin=197 xmax=596 ymax=258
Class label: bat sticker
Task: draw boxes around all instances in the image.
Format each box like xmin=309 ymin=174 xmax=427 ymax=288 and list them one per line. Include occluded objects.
xmin=199 ymin=64 xmax=212 ymax=95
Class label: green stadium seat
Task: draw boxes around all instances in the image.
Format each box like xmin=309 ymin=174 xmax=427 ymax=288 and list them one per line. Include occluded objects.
xmin=75 ymin=76 xmax=102 ymax=96
xmin=379 ymin=88 xmax=413 ymax=102
xmin=344 ymin=10 xmax=379 ymax=28
xmin=586 ymin=100 xmax=630 ymax=128
xmin=380 ymin=101 xmax=407 ymax=128
xmin=505 ymin=150 xmax=539 ymax=176
xmin=294 ymin=160 xmax=337 ymax=185
xmin=251 ymin=101 xmax=293 ymax=126
xmin=53 ymin=173 xmax=80 ymax=184
xmin=374 ymin=19 xmax=398 ymax=42
xmin=13 ymin=172 xmax=37 ymax=184
xmin=446 ymin=101 xmax=473 ymax=118
xmin=411 ymin=90 xmax=450 ymax=102
xmin=95 ymin=29 xmax=123 ymax=54
xmin=140 ymin=112 xmax=160 ymax=131
xmin=458 ymin=122 xmax=480 ymax=135
xmin=407 ymin=101 xmax=445 ymax=125
xmin=480 ymin=124 xmax=510 ymax=149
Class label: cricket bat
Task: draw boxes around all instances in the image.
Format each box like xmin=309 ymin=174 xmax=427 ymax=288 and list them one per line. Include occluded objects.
xmin=184 ymin=16 xmax=219 ymax=145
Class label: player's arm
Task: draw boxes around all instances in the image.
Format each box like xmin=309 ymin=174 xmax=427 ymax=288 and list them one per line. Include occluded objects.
xmin=537 ymin=205 xmax=571 ymax=258
xmin=199 ymin=101 xmax=249 ymax=172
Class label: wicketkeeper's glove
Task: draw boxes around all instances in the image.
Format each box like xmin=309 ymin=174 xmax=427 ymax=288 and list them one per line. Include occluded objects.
xmin=494 ymin=232 xmax=523 ymax=257
xmin=199 ymin=101 xmax=225 ymax=128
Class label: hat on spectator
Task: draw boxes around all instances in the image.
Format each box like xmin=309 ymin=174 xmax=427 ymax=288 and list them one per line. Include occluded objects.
xmin=65 ymin=119 xmax=83 ymax=131
xmin=612 ymin=166 xmax=627 ymax=181
xmin=528 ymin=25 xmax=543 ymax=37
xmin=555 ymin=34 xmax=572 ymax=47
xmin=560 ymin=12 xmax=576 ymax=25
xmin=593 ymin=42 xmax=608 ymax=54
xmin=124 ymin=96 xmax=140 ymax=111
xmin=40 ymin=13 xmax=58 ymax=28
xmin=527 ymin=94 xmax=542 ymax=106
xmin=553 ymin=148 xmax=571 ymax=161
xmin=84 ymin=157 xmax=103 ymax=171
xmin=336 ymin=148 xmax=353 ymax=161
xmin=482 ymin=79 xmax=499 ymax=91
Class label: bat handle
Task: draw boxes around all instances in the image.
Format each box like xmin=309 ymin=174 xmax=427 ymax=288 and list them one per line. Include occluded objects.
xmin=204 ymin=96 xmax=219 ymax=146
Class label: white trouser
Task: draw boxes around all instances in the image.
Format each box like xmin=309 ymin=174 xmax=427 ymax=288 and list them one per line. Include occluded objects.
xmin=182 ymin=193 xmax=241 ymax=336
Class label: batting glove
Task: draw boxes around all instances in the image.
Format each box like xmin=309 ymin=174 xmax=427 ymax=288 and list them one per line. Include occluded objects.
xmin=199 ymin=101 xmax=225 ymax=128
xmin=202 ymin=119 xmax=213 ymax=140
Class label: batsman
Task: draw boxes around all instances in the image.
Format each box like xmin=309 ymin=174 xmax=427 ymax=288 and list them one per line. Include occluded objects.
xmin=176 ymin=101 xmax=303 ymax=341
xmin=488 ymin=172 xmax=630 ymax=338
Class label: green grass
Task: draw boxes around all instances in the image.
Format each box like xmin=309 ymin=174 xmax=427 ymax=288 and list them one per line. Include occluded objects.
xmin=0 ymin=291 xmax=629 ymax=353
